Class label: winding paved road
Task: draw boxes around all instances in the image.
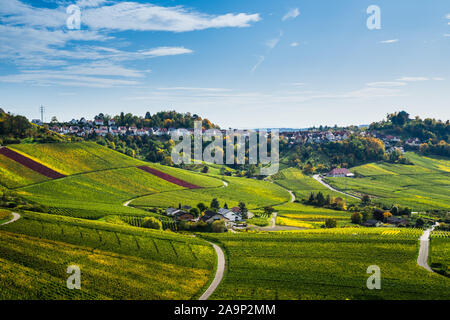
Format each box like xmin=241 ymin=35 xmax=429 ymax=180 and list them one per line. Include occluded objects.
xmin=123 ymin=200 xmax=132 ymax=207
xmin=312 ymin=174 xmax=360 ymax=200
xmin=417 ymin=223 xmax=439 ymax=272
xmin=0 ymin=212 xmax=21 ymax=226
xmin=199 ymin=242 xmax=225 ymax=300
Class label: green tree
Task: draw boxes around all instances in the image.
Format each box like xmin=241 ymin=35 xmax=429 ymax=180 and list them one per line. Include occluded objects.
xmin=361 ymin=194 xmax=371 ymax=206
xmin=324 ymin=218 xmax=337 ymax=228
xmin=239 ymin=202 xmax=248 ymax=219
xmin=351 ymin=212 xmax=362 ymax=224
xmin=210 ymin=198 xmax=220 ymax=210
xmin=189 ymin=207 xmax=200 ymax=217
xmin=197 ymin=202 xmax=207 ymax=212
xmin=264 ymin=206 xmax=275 ymax=215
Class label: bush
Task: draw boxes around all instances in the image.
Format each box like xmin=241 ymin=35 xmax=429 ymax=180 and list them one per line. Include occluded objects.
xmin=324 ymin=218 xmax=337 ymax=228
xmin=142 ymin=217 xmax=162 ymax=230
xmin=189 ymin=207 xmax=200 ymax=217
xmin=211 ymin=220 xmax=226 ymax=233
xmin=351 ymin=212 xmax=362 ymax=224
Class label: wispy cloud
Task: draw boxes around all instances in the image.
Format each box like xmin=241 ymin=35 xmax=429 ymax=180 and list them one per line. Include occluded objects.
xmin=396 ymin=77 xmax=429 ymax=82
xmin=366 ymin=81 xmax=407 ymax=87
xmin=380 ymin=39 xmax=399 ymax=44
xmin=251 ymin=56 xmax=265 ymax=73
xmin=282 ymin=8 xmax=300 ymax=21
xmin=157 ymin=87 xmax=231 ymax=92
xmin=82 ymin=2 xmax=260 ymax=32
xmin=290 ymin=42 xmax=299 ymax=47
xmin=0 ymin=0 xmax=259 ymax=87
xmin=266 ymin=38 xmax=280 ymax=49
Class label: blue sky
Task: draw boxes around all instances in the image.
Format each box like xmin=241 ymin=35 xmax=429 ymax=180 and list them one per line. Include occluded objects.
xmin=0 ymin=0 xmax=449 ymax=128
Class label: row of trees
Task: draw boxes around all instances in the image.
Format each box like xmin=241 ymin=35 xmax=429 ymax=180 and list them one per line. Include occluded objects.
xmin=0 ymin=109 xmax=64 ymax=145
xmin=305 ymin=192 xmax=347 ymax=210
xmin=90 ymin=111 xmax=218 ymax=130
xmin=286 ymin=136 xmax=385 ymax=171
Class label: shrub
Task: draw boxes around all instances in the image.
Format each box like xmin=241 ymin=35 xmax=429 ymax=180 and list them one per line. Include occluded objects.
xmin=351 ymin=212 xmax=362 ymax=224
xmin=211 ymin=220 xmax=226 ymax=233
xmin=324 ymin=218 xmax=337 ymax=228
xmin=142 ymin=217 xmax=163 ymax=230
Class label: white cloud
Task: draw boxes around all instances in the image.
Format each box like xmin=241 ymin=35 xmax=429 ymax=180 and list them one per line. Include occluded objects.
xmin=396 ymin=77 xmax=429 ymax=82
xmin=282 ymin=8 xmax=300 ymax=21
xmin=140 ymin=47 xmax=193 ymax=57
xmin=380 ymin=39 xmax=399 ymax=44
xmin=290 ymin=42 xmax=299 ymax=47
xmin=366 ymin=82 xmax=407 ymax=87
xmin=157 ymin=87 xmax=231 ymax=92
xmin=76 ymin=0 xmax=108 ymax=8
xmin=432 ymin=77 xmax=445 ymax=81
xmin=1 ymin=0 xmax=260 ymax=32
xmin=82 ymin=2 xmax=260 ymax=32
xmin=0 ymin=70 xmax=141 ymax=88
xmin=445 ymin=34 xmax=450 ymax=37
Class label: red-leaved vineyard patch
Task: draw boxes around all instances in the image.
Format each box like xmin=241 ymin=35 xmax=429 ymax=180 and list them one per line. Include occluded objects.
xmin=138 ymin=166 xmax=201 ymax=189
xmin=0 ymin=147 xmax=66 ymax=179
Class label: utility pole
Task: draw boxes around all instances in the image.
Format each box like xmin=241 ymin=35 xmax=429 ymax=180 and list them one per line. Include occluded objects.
xmin=40 ymin=105 xmax=44 ymax=123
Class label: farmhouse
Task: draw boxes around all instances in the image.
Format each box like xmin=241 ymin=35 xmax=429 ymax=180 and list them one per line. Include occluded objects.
xmin=201 ymin=211 xmax=229 ymax=223
xmin=174 ymin=211 xmax=195 ymax=222
xmin=218 ymin=208 xmax=242 ymax=222
xmin=386 ymin=216 xmax=409 ymax=226
xmin=327 ymin=168 xmax=354 ymax=177
xmin=363 ymin=220 xmax=383 ymax=227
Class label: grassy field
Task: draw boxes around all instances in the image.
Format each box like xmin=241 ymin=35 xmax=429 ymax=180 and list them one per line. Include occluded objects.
xmin=430 ymin=231 xmax=450 ymax=277
xmin=131 ymin=176 xmax=290 ymax=209
xmin=325 ymin=153 xmax=450 ymax=211
xmin=0 ymin=211 xmax=215 ymax=299
xmin=205 ymin=228 xmax=450 ymax=300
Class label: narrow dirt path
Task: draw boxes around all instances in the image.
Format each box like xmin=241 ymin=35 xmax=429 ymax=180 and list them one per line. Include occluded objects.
xmin=417 ymin=223 xmax=439 ymax=272
xmin=269 ymin=181 xmax=295 ymax=203
xmin=0 ymin=212 xmax=21 ymax=226
xmin=269 ymin=212 xmax=277 ymax=228
xmin=312 ymin=174 xmax=360 ymax=200
xmin=199 ymin=242 xmax=225 ymax=300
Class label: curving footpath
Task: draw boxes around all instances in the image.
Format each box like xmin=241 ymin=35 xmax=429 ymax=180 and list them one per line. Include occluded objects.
xmin=312 ymin=174 xmax=360 ymax=200
xmin=417 ymin=223 xmax=439 ymax=272
xmin=0 ymin=212 xmax=21 ymax=226
xmin=199 ymin=242 xmax=225 ymax=300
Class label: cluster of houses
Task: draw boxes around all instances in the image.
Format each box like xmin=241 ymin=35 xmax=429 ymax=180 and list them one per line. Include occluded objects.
xmin=165 ymin=206 xmax=245 ymax=227
xmin=47 ymin=118 xmax=195 ymax=137
xmin=279 ymin=129 xmax=423 ymax=153
xmin=280 ymin=130 xmax=352 ymax=145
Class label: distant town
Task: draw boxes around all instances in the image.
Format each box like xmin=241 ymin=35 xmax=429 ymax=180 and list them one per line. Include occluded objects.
xmin=34 ymin=116 xmax=424 ymax=155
